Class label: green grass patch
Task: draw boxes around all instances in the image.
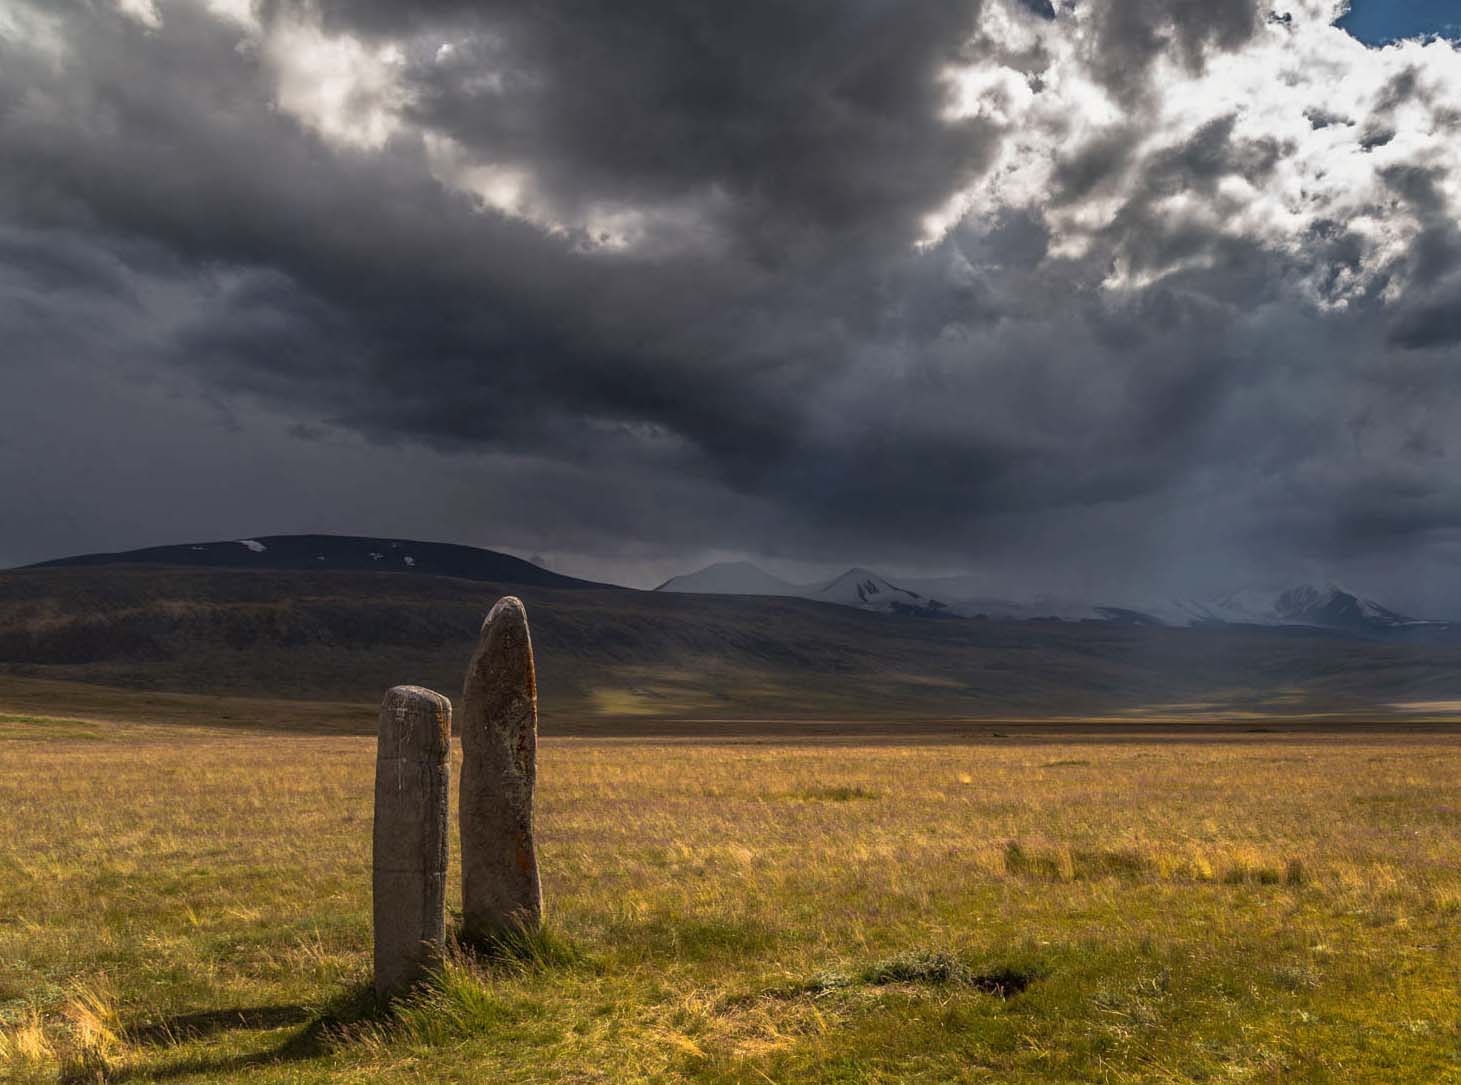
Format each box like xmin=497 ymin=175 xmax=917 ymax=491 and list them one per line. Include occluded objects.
xmin=0 ymin=714 xmax=102 ymax=741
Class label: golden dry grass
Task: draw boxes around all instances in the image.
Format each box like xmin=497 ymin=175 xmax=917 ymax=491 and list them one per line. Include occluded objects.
xmin=2 ymin=707 xmax=1459 ymax=1082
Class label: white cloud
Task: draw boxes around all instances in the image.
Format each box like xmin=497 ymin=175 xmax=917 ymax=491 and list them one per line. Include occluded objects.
xmin=199 ymin=0 xmax=259 ymax=32
xmin=423 ymin=131 xmax=723 ymax=254
xmin=113 ymin=0 xmax=162 ymax=30
xmin=263 ymin=11 xmax=409 ymax=151
xmin=0 ymin=3 xmax=69 ymax=67
xmin=929 ymin=1 xmax=1461 ymax=307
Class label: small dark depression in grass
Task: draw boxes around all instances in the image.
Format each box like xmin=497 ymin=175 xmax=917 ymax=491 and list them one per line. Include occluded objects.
xmin=862 ymin=951 xmax=1037 ymax=996
xmin=770 ymin=950 xmax=1039 ymax=1002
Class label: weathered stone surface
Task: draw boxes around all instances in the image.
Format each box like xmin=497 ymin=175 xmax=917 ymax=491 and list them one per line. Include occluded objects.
xmin=459 ymin=596 xmax=543 ymax=944
xmin=373 ymin=685 xmax=451 ymax=999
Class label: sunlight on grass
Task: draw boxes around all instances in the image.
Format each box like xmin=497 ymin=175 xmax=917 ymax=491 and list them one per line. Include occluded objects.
xmin=2 ymin=722 xmax=1459 ymax=1081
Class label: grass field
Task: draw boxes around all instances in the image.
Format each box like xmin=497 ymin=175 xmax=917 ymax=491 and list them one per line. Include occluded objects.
xmin=2 ymin=696 xmax=1459 ymax=1083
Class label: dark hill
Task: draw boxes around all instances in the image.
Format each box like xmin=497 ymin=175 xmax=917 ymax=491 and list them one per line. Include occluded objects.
xmin=25 ymin=534 xmax=608 ymax=590
xmin=2 ymin=562 xmax=1460 ymax=729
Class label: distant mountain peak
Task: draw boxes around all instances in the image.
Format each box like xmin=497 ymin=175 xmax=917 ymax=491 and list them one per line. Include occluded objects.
xmin=655 ymin=561 xmax=800 ymax=596
xmin=815 ymin=567 xmax=924 ymax=604
xmin=1167 ymin=581 xmax=1431 ymax=634
xmin=1271 ymin=582 xmax=1416 ymax=629
xmin=655 ymin=561 xmax=949 ymax=615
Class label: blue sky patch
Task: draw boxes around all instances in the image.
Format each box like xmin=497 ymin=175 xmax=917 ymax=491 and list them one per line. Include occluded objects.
xmin=1338 ymin=0 xmax=1461 ymax=45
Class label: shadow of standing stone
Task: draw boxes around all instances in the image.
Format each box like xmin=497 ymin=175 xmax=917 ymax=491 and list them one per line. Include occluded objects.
xmin=373 ymin=685 xmax=451 ymax=999
xmin=459 ymin=596 xmax=543 ymax=946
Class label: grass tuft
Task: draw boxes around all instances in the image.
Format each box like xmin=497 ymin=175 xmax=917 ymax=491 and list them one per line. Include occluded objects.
xmin=862 ymin=950 xmax=972 ymax=987
xmin=56 ymin=977 xmax=125 ymax=1083
xmin=0 ymin=1007 xmax=54 ymax=1077
xmin=453 ymin=923 xmax=587 ymax=973
xmin=348 ymin=950 xmax=543 ymax=1052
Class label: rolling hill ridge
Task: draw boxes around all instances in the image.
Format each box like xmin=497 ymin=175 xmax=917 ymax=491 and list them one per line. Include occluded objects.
xmin=27 ymin=534 xmax=608 ymax=590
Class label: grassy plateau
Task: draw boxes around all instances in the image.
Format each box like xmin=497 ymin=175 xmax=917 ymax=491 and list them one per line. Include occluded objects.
xmin=1 ymin=689 xmax=1459 ymax=1083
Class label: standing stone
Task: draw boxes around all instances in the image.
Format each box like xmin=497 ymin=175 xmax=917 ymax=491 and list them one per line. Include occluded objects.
xmin=373 ymin=685 xmax=451 ymax=999
xmin=459 ymin=596 xmax=543 ymax=945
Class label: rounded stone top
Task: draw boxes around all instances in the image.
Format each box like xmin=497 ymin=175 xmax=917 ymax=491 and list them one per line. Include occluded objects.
xmin=389 ymin=684 xmax=452 ymax=708
xmin=378 ymin=685 xmax=452 ymax=756
xmin=483 ymin=595 xmax=528 ymax=631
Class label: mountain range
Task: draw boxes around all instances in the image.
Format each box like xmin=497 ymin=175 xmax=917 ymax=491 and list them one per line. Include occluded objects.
xmin=657 ymin=561 xmax=1453 ymax=638
xmin=4 ymin=534 xmax=1460 ymax=725
xmin=17 ymin=539 xmax=1454 ymax=638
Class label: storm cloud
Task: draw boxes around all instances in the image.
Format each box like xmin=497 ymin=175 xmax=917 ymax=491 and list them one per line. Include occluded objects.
xmin=2 ymin=0 xmax=1461 ymax=607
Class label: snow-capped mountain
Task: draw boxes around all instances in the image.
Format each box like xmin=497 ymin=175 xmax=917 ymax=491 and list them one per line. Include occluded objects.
xmin=656 ymin=562 xmax=1453 ymax=635
xmin=925 ymin=581 xmax=1440 ymax=633
xmin=807 ymin=568 xmax=949 ymax=614
xmin=1166 ymin=583 xmax=1439 ymax=634
xmin=657 ymin=562 xmax=950 ymax=615
xmin=1272 ymin=585 xmax=1418 ymax=629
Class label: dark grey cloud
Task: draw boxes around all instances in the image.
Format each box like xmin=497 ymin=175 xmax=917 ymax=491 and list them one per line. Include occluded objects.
xmin=405 ymin=3 xmax=992 ymax=238
xmin=1086 ymin=0 xmax=1261 ymax=101
xmin=2 ymin=0 xmax=1461 ymax=606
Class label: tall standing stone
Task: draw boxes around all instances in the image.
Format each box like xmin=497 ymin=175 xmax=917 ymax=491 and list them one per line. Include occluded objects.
xmin=373 ymin=685 xmax=451 ymax=999
xmin=460 ymin=596 xmax=543 ymax=945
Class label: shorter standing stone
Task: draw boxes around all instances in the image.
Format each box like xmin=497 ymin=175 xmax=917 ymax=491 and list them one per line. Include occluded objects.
xmin=459 ymin=596 xmax=543 ymax=946
xmin=373 ymin=685 xmax=451 ymax=999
